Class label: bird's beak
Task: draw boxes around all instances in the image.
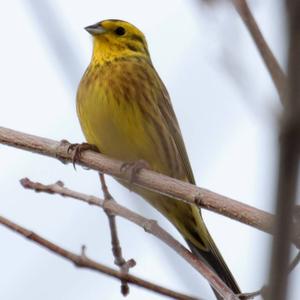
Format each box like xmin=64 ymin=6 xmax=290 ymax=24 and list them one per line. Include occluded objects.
xmin=85 ymin=23 xmax=107 ymax=35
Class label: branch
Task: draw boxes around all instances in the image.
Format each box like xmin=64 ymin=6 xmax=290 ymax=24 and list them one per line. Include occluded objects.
xmin=267 ymin=2 xmax=300 ymax=300
xmin=0 ymin=126 xmax=279 ymax=240
xmin=288 ymin=251 xmax=300 ymax=273
xmin=99 ymin=173 xmax=135 ymax=296
xmin=20 ymin=178 xmax=238 ymax=300
xmin=232 ymin=248 xmax=300 ymax=299
xmin=0 ymin=214 xmax=198 ymax=300
xmin=233 ymin=0 xmax=286 ymax=102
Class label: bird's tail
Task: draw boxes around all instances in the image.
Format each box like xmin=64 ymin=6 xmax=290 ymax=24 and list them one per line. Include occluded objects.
xmin=186 ymin=229 xmax=241 ymax=299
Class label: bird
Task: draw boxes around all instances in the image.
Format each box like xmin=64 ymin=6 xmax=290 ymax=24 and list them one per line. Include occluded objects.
xmin=76 ymin=19 xmax=240 ymax=298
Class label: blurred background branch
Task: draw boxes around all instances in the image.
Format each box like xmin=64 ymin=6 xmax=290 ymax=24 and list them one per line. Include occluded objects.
xmin=25 ymin=0 xmax=82 ymax=88
xmin=268 ymin=1 xmax=300 ymax=300
xmin=232 ymin=0 xmax=286 ymax=102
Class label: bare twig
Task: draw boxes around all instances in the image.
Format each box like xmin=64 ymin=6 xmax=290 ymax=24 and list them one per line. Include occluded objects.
xmin=0 ymin=127 xmax=280 ymax=240
xmin=243 ymin=286 xmax=270 ymax=300
xmin=24 ymin=0 xmax=82 ymax=87
xmin=288 ymin=251 xmax=300 ymax=273
xmin=20 ymin=178 xmax=238 ymax=299
xmin=238 ymin=287 xmax=265 ymax=300
xmin=99 ymin=173 xmax=135 ymax=296
xmin=235 ymin=248 xmax=300 ymax=300
xmin=0 ymin=214 xmax=198 ymax=300
xmin=267 ymin=2 xmax=300 ymax=300
xmin=290 ymin=207 xmax=300 ymax=272
xmin=233 ymin=0 xmax=286 ymax=102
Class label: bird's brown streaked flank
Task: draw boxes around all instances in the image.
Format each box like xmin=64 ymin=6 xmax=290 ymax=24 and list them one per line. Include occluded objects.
xmin=76 ymin=19 xmax=241 ymax=298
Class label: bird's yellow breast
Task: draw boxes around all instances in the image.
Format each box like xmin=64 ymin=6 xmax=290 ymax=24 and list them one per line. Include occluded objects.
xmin=76 ymin=58 xmax=176 ymax=176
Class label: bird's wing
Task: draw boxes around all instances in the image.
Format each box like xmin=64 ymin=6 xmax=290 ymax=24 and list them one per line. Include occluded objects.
xmin=153 ymin=68 xmax=196 ymax=185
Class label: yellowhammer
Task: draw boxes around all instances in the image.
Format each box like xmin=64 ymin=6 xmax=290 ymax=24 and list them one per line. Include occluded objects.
xmin=76 ymin=19 xmax=240 ymax=297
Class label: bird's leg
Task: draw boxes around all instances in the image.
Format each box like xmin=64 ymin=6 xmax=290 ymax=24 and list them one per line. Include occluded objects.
xmin=67 ymin=142 xmax=99 ymax=169
xmin=120 ymin=159 xmax=150 ymax=187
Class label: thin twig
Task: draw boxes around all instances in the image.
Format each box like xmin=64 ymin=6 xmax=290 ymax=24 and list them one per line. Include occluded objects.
xmin=288 ymin=251 xmax=300 ymax=273
xmin=20 ymin=177 xmax=239 ymax=299
xmin=25 ymin=0 xmax=82 ymax=87
xmin=238 ymin=288 xmax=264 ymax=300
xmin=99 ymin=173 xmax=135 ymax=296
xmin=0 ymin=214 xmax=198 ymax=300
xmin=267 ymin=2 xmax=300 ymax=300
xmin=0 ymin=127 xmax=281 ymax=241
xmin=240 ymin=285 xmax=269 ymax=300
xmin=234 ymin=248 xmax=300 ymax=300
xmin=238 ymin=248 xmax=300 ymax=300
xmin=233 ymin=0 xmax=286 ymax=102
xmin=289 ymin=206 xmax=300 ymax=272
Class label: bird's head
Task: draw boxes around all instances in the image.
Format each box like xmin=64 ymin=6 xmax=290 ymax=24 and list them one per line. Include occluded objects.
xmin=85 ymin=19 xmax=150 ymax=63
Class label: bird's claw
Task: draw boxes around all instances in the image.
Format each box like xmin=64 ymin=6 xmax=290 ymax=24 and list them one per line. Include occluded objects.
xmin=67 ymin=142 xmax=99 ymax=169
xmin=120 ymin=159 xmax=150 ymax=187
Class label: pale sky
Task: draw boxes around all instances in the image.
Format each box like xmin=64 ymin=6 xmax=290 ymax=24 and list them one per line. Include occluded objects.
xmin=0 ymin=0 xmax=299 ymax=299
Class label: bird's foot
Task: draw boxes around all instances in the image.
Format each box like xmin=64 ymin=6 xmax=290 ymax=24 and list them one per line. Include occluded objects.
xmin=67 ymin=142 xmax=99 ymax=169
xmin=120 ymin=159 xmax=150 ymax=187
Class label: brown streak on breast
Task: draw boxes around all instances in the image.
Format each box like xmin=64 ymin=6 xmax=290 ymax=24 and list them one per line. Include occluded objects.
xmin=138 ymin=102 xmax=175 ymax=175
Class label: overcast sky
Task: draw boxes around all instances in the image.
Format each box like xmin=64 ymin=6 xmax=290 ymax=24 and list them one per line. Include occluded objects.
xmin=0 ymin=1 xmax=299 ymax=299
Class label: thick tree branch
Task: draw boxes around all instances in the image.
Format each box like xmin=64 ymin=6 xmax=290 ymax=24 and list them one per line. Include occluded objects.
xmin=20 ymin=178 xmax=238 ymax=299
xmin=0 ymin=214 xmax=199 ymax=300
xmin=267 ymin=2 xmax=300 ymax=300
xmin=0 ymin=126 xmax=279 ymax=240
xmin=233 ymin=0 xmax=286 ymax=102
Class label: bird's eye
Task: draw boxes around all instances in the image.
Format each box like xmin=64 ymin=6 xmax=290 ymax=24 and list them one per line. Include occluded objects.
xmin=115 ymin=27 xmax=126 ymax=36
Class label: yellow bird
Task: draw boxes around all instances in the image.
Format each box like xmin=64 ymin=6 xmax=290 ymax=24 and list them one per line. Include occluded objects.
xmin=77 ymin=19 xmax=240 ymax=297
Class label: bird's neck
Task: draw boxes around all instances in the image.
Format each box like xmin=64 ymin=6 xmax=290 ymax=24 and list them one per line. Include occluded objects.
xmin=91 ymin=38 xmax=150 ymax=65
